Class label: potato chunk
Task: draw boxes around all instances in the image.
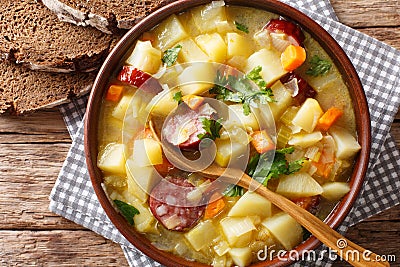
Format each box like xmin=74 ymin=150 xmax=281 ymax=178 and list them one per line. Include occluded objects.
xmin=195 ymin=33 xmax=227 ymax=63
xmin=132 ymin=139 xmax=163 ymax=166
xmin=288 ymin=131 xmax=323 ymax=148
xmin=215 ymin=138 xmax=248 ymax=168
xmin=229 ymin=247 xmax=252 ymax=267
xmin=261 ymin=212 xmax=303 ymax=250
xmin=321 ymin=182 xmax=351 ymax=201
xmin=146 ymin=89 xmax=178 ymax=117
xmin=177 ymin=64 xmax=215 ymax=95
xmin=226 ymin=104 xmax=260 ymax=131
xmin=228 ymin=191 xmax=272 ymax=218
xmin=220 ymin=217 xmax=255 ymax=247
xmin=292 ymin=98 xmax=323 ymax=133
xmin=125 ymin=159 xmax=161 ymax=203
xmin=329 ymin=126 xmax=361 ymax=159
xmin=125 ymin=40 xmax=161 ymax=74
xmin=276 ymin=172 xmax=323 ymax=198
xmin=191 ymin=1 xmax=227 ymax=33
xmin=97 ymin=143 xmax=126 ymax=175
xmin=268 ymin=80 xmax=293 ymax=120
xmin=178 ymin=38 xmax=210 ymax=63
xmin=185 ymin=220 xmax=219 ymax=251
xmin=226 ymin=32 xmax=255 ymax=58
xmin=152 ymin=14 xmax=188 ymax=50
xmin=246 ymin=49 xmax=288 ymax=85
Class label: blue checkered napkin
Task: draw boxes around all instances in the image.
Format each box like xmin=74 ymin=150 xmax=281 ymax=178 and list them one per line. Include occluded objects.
xmin=52 ymin=0 xmax=400 ymax=266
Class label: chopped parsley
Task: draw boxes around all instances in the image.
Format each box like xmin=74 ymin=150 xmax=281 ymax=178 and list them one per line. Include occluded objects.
xmin=162 ymin=45 xmax=182 ymax=67
xmin=247 ymin=147 xmax=305 ymax=186
xmin=306 ymin=55 xmax=332 ymax=76
xmin=113 ymin=200 xmax=140 ymax=225
xmin=209 ymin=66 xmax=274 ymax=116
xmin=173 ymin=91 xmax=183 ymax=104
xmin=234 ymin=21 xmax=249 ymax=34
xmin=223 ymin=184 xmax=245 ymax=197
xmin=197 ymin=117 xmax=223 ymax=141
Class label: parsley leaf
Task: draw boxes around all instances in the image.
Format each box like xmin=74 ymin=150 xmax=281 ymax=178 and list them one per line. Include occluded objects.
xmin=173 ymin=91 xmax=183 ymax=104
xmin=113 ymin=200 xmax=140 ymax=225
xmin=223 ymin=184 xmax=245 ymax=197
xmin=209 ymin=67 xmax=274 ymax=115
xmin=162 ymin=45 xmax=182 ymax=67
xmin=306 ymin=55 xmax=332 ymax=76
xmin=234 ymin=21 xmax=249 ymax=34
xmin=246 ymin=147 xmax=305 ymax=186
xmin=197 ymin=117 xmax=223 ymax=141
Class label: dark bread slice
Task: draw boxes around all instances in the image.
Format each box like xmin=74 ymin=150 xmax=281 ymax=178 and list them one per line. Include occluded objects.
xmin=0 ymin=0 xmax=115 ymax=72
xmin=0 ymin=60 xmax=95 ymax=115
xmin=42 ymin=0 xmax=175 ymax=34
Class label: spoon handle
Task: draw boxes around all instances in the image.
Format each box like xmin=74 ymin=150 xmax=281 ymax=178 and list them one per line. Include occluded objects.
xmin=236 ymin=173 xmax=390 ymax=267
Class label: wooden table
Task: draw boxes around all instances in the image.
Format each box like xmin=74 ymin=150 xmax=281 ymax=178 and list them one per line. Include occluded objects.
xmin=0 ymin=1 xmax=399 ymax=266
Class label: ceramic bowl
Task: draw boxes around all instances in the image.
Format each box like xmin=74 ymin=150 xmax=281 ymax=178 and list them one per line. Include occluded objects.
xmin=84 ymin=0 xmax=371 ymax=266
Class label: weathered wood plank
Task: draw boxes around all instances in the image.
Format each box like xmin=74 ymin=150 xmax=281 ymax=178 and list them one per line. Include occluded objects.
xmin=0 ymin=230 xmax=127 ymax=266
xmin=0 ymin=109 xmax=69 ymax=135
xmin=330 ymin=0 xmax=400 ymax=27
xmin=0 ymin=143 xmax=82 ymax=229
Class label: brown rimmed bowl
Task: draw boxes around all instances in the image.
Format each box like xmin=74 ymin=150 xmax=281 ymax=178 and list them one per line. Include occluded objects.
xmin=84 ymin=0 xmax=371 ymax=266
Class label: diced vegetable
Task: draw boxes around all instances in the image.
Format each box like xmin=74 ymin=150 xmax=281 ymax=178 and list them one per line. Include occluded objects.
xmin=317 ymin=107 xmax=344 ymax=131
xmin=212 ymin=255 xmax=231 ymax=267
xmin=288 ymin=131 xmax=323 ymax=148
xmin=97 ymin=143 xmax=126 ymax=175
xmin=185 ymin=220 xmax=219 ymax=251
xmin=132 ymin=138 xmax=163 ymax=166
xmin=178 ymin=64 xmax=215 ymax=95
xmin=227 ymin=56 xmax=247 ymax=71
xmin=213 ymin=238 xmax=231 ymax=256
xmin=178 ymin=38 xmax=210 ymax=63
xmin=226 ymin=32 xmax=255 ymax=58
xmin=270 ymin=32 xmax=291 ymax=53
xmin=220 ymin=217 xmax=255 ymax=247
xmin=292 ymin=98 xmax=323 ymax=133
xmin=312 ymin=160 xmax=334 ymax=179
xmin=151 ymin=14 xmax=188 ymax=50
xmin=268 ymin=80 xmax=293 ymax=120
xmin=276 ymin=124 xmax=292 ymax=148
xmin=329 ymin=126 xmax=361 ymax=159
xmin=228 ymin=191 xmax=272 ymax=218
xmin=276 ymin=172 xmax=323 ymax=198
xmin=204 ymin=193 xmax=226 ymax=219
xmin=182 ymin=94 xmax=204 ymax=110
xmin=228 ymin=247 xmax=252 ymax=267
xmin=261 ymin=212 xmax=303 ymax=250
xmin=281 ymin=44 xmax=306 ymax=71
xmin=280 ymin=73 xmax=317 ymax=105
xmin=125 ymin=41 xmax=162 ymax=74
xmin=190 ymin=1 xmax=227 ymax=33
xmin=195 ymin=33 xmax=227 ymax=63
xmin=246 ymin=49 xmax=288 ymax=85
xmin=105 ymin=85 xmax=124 ymax=102
xmin=103 ymin=175 xmax=126 ymax=190
xmin=146 ymin=89 xmax=178 ymax=117
xmin=126 ymin=158 xmax=161 ymax=203
xmin=112 ymin=93 xmax=134 ymax=120
xmin=215 ymin=138 xmax=248 ymax=167
xmin=251 ymin=130 xmax=275 ymax=153
xmin=254 ymin=30 xmax=272 ymax=49
xmin=321 ymin=182 xmax=351 ymax=201
xmin=226 ymin=104 xmax=260 ymax=130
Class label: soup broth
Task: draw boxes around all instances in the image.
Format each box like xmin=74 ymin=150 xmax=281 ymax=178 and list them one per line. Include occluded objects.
xmin=96 ymin=2 xmax=361 ymax=266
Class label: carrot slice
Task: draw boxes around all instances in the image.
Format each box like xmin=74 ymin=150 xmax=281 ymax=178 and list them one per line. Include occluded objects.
xmin=204 ymin=192 xmax=226 ymax=219
xmin=317 ymin=107 xmax=343 ymax=131
xmin=281 ymin=44 xmax=306 ymax=71
xmin=182 ymin=95 xmax=204 ymax=110
xmin=312 ymin=160 xmax=334 ymax=179
xmin=251 ymin=130 xmax=275 ymax=154
xmin=105 ymin=85 xmax=124 ymax=102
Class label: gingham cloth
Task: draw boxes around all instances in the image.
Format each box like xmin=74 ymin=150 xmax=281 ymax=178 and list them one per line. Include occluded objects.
xmin=51 ymin=0 xmax=400 ymax=266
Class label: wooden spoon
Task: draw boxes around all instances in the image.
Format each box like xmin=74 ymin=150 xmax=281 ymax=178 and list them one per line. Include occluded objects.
xmin=160 ymin=140 xmax=389 ymax=267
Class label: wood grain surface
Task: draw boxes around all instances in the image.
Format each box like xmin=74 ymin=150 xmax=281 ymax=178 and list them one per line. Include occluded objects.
xmin=0 ymin=0 xmax=399 ymax=266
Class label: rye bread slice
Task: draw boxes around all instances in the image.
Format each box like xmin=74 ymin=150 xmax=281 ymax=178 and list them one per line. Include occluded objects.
xmin=0 ymin=0 xmax=115 ymax=72
xmin=42 ymin=0 xmax=175 ymax=34
xmin=0 ymin=60 xmax=95 ymax=115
